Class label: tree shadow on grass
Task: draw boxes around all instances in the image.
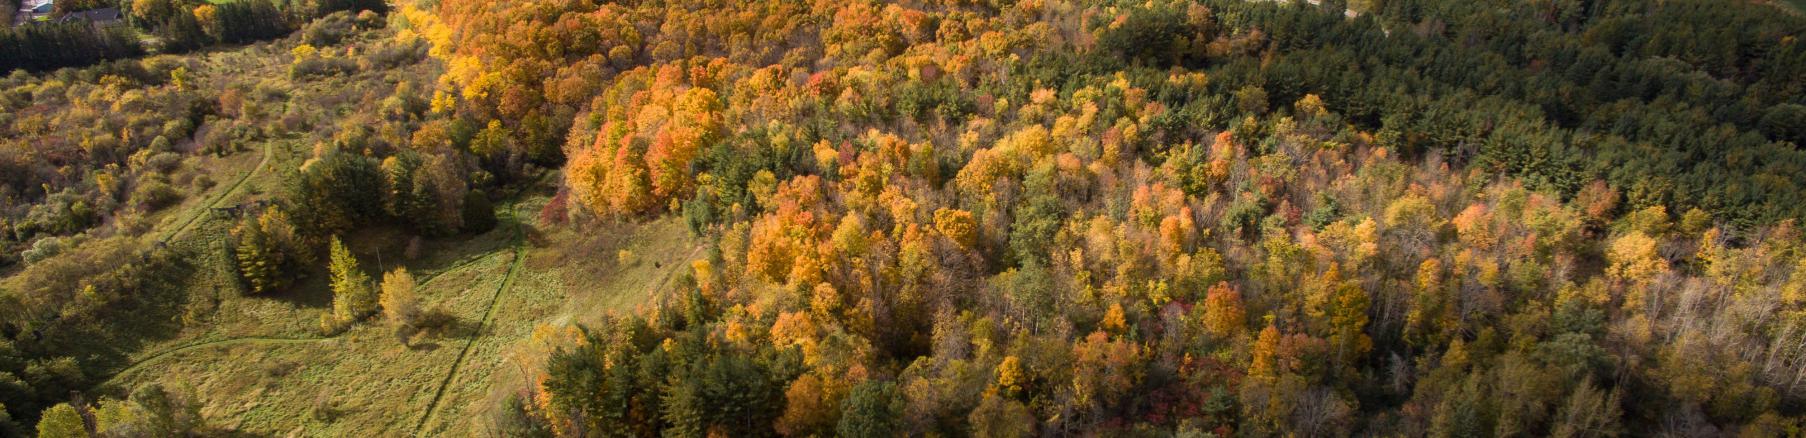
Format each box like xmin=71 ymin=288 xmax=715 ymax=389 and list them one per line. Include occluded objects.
xmin=381 ymin=211 xmax=524 ymax=283
xmin=412 ymin=307 xmax=482 ymax=340
xmin=252 ymin=216 xmax=519 ymax=311
xmin=258 ymin=266 xmax=334 ymax=309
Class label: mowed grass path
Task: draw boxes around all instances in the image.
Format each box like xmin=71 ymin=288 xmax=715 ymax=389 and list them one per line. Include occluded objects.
xmin=412 ymin=200 xmax=527 ymax=435
xmin=155 ymin=141 xmax=274 ymax=244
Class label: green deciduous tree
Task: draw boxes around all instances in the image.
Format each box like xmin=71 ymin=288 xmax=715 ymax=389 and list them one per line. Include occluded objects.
xmin=969 ymin=393 xmax=1033 ymax=438
xmin=37 ymin=403 xmax=88 ymax=438
xmin=837 ymin=380 xmax=903 ymax=438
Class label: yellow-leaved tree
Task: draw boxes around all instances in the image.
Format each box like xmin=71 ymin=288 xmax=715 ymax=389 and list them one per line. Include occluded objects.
xmin=1203 ymin=281 xmax=1246 ymax=339
xmin=380 ymin=267 xmax=419 ymax=328
xmin=324 ymin=236 xmax=375 ymax=332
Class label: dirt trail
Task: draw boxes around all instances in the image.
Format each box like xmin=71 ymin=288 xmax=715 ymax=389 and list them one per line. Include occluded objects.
xmin=105 ymin=336 xmax=325 ymax=385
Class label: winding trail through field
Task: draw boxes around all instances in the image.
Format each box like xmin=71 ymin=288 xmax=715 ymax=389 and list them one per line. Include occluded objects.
xmin=410 ymin=201 xmax=526 ymax=436
xmin=106 ymin=336 xmax=326 ymax=384
xmin=158 ymin=141 xmax=275 ymax=244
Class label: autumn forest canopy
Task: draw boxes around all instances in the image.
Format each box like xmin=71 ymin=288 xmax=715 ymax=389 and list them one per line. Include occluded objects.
xmin=2 ymin=0 xmax=1806 ymax=436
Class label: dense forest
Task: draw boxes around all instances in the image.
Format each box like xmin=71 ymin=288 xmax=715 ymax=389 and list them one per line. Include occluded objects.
xmin=444 ymin=0 xmax=1806 ymax=435
xmin=0 ymin=2 xmax=465 ymax=434
xmin=2 ymin=0 xmax=1805 ymax=435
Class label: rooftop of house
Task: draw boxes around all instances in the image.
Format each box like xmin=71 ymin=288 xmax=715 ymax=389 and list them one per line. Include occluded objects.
xmin=59 ymin=7 xmax=120 ymax=24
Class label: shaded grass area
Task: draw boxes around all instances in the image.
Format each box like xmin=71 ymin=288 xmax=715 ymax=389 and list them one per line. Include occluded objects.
xmin=4 ymin=242 xmax=198 ymax=389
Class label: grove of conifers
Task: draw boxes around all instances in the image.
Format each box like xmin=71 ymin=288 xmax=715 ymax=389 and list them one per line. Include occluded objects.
xmin=2 ymin=0 xmax=1806 ymax=436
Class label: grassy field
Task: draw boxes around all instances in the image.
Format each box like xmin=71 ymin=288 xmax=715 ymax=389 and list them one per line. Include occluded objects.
xmin=4 ymin=20 xmax=714 ymax=435
xmin=108 ymin=240 xmax=518 ymax=435
xmin=103 ymin=165 xmax=700 ymax=434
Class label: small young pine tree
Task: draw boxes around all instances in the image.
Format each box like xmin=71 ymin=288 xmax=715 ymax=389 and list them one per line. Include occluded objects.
xmin=327 ymin=236 xmax=375 ymax=327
